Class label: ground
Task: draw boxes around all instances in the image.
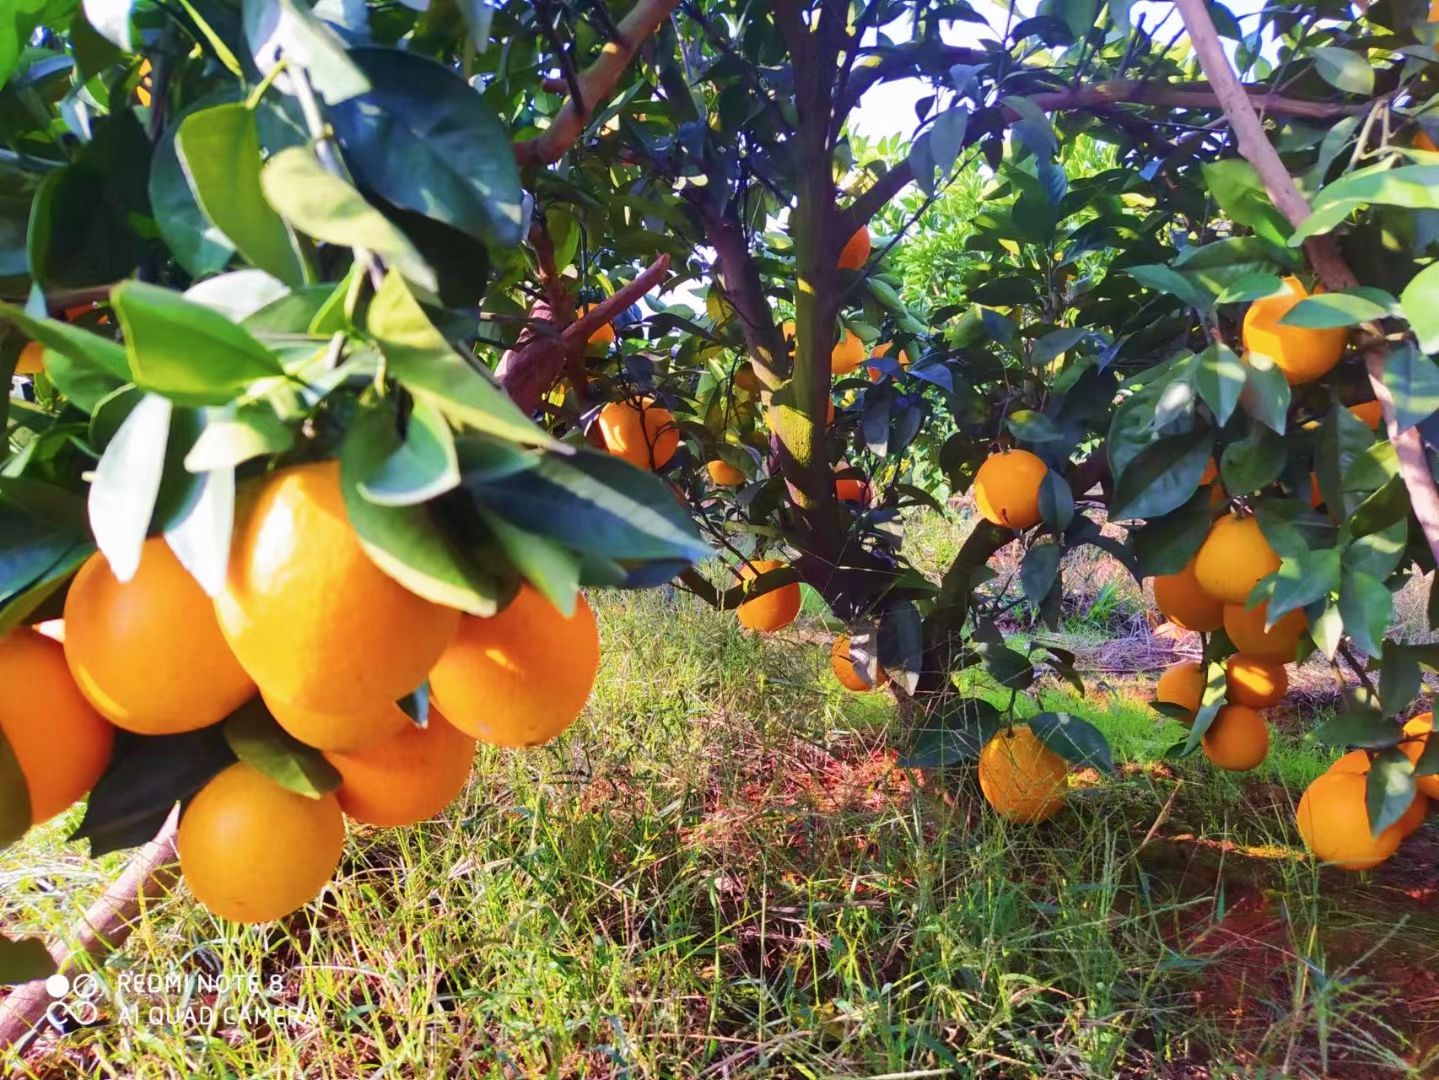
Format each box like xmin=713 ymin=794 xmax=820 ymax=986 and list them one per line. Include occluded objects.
xmin=2 ymin=510 xmax=1438 ymax=1078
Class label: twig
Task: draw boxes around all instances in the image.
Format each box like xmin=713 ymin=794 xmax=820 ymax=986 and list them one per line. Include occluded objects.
xmin=1171 ymin=0 xmax=1439 ymax=568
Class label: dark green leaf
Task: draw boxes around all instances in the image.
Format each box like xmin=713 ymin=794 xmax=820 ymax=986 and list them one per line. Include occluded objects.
xmin=1281 ymin=289 xmax=1395 ymax=328
xmin=1219 ymin=423 xmax=1285 ymax=494
xmin=1109 ymin=430 xmax=1213 ymax=521
xmin=1313 ymin=706 xmax=1400 ymax=748
xmin=1339 ymin=567 xmax=1391 ymax=656
xmin=877 ymin=599 xmax=924 ymax=694
xmin=150 ymin=90 xmax=241 ymax=279
xmin=978 ymin=642 xmax=1035 ymax=691
xmin=224 ymin=699 xmax=341 ymax=798
xmin=1400 ymin=260 xmax=1439 ymax=354
xmin=1037 ymin=470 xmax=1074 ymax=532
xmin=1265 ymin=548 xmax=1340 ymax=622
xmin=1194 ymin=342 xmax=1245 ymax=426
xmin=356 ymin=398 xmax=460 ymax=507
xmin=1380 ymin=341 xmax=1439 ymax=433
xmin=1030 ymin=711 xmax=1114 ymax=772
xmin=1021 ymin=540 xmax=1061 ymax=607
xmin=1366 ymin=749 xmax=1416 ymax=836
xmin=1310 ymin=46 xmax=1375 ymax=95
xmin=900 ymin=698 xmax=1004 ymax=768
xmin=1239 ymin=352 xmax=1291 ymax=434
xmin=242 ymin=0 xmax=370 ymax=104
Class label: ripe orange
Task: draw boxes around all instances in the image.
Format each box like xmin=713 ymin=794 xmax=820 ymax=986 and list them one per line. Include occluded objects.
xmin=1156 ymin=662 xmax=1205 ymax=721
xmin=15 ymin=341 xmax=43 ymax=375
xmin=1416 ymin=130 xmax=1438 ymax=153
xmin=65 ymin=539 xmax=255 ymax=734
xmin=596 ymin=396 xmax=680 ymax=470
xmin=326 ymin=711 xmax=475 ymax=826
xmin=1201 ymin=705 xmax=1269 ymax=771
xmin=1326 ymin=749 xmax=1428 ymax=837
xmin=1225 ymin=655 xmax=1288 ymax=708
xmin=135 ymin=58 xmax=153 ymax=107
xmin=264 ymin=696 xmax=412 ymax=753
xmin=177 ymin=761 xmax=344 ymax=923
xmin=1223 ymin=602 xmax=1307 ymax=662
xmin=834 ymin=464 xmax=870 ymax=504
xmin=1153 ymin=559 xmax=1223 ymax=632
xmin=830 ymin=635 xmax=886 ymax=692
xmin=1296 ymin=770 xmax=1403 ymax=870
xmin=0 ymin=628 xmax=114 ymax=824
xmin=1242 ymin=276 xmax=1347 ymax=385
xmin=1194 ymin=514 xmax=1280 ymax=604
xmin=707 ymin=459 xmax=745 ymax=487
xmin=1348 ymin=400 xmax=1384 ymax=429
xmin=216 ymin=461 xmax=461 ymax=715
xmin=972 ymin=449 xmax=1048 ymax=530
xmin=831 ymin=328 xmax=866 ymax=375
xmin=733 ymin=366 xmax=761 ymax=394
xmin=978 ymin=725 xmax=1068 ymax=823
xmin=837 ymin=226 xmax=872 ymax=271
xmin=578 ymin=304 xmax=616 ymax=345
xmin=430 ymin=586 xmax=600 ymax=748
xmin=866 ymin=342 xmax=907 ymax=382
xmin=1402 ymin=712 xmax=1439 ymax=800
xmin=736 ymin=559 xmax=801 ymax=633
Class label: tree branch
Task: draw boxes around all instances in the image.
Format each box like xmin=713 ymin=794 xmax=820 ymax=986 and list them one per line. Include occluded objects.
xmin=1171 ymin=0 xmax=1439 ymax=568
xmin=513 ymin=0 xmax=681 ymax=168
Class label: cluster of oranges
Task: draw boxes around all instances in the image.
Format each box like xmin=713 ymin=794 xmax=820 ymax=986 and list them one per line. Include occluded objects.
xmin=0 ymin=460 xmax=601 ymax=923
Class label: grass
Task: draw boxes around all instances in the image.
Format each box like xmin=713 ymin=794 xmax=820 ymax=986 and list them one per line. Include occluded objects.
xmin=4 ymin=526 xmax=1439 ymax=1077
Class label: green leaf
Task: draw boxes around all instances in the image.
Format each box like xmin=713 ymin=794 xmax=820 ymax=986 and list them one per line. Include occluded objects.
xmin=1239 ymin=352 xmax=1291 ymax=434
xmin=242 ymin=0 xmax=370 ymax=104
xmin=367 ymin=272 xmax=546 ymax=446
xmin=1126 ymin=263 xmax=1212 ymax=309
xmin=0 ymin=303 xmax=129 ymax=381
xmin=477 ymin=509 xmax=577 ymax=616
xmin=1366 ymin=749 xmax=1416 ymax=836
xmin=339 ymin=409 xmax=507 ymax=616
xmin=1380 ymin=341 xmax=1439 ymax=433
xmin=0 ymin=937 xmax=55 ymax=986
xmin=1402 ymin=261 xmax=1439 ymax=355
xmin=112 ymin=281 xmax=284 ymax=406
xmin=224 ymin=700 xmax=341 ymax=798
xmin=1201 ymin=159 xmax=1291 ymax=246
xmin=1265 ymin=548 xmax=1340 ymax=623
xmin=1005 ymin=408 xmax=1064 ymax=444
xmin=150 ymin=91 xmax=241 ymax=279
xmin=1194 ymin=342 xmax=1245 ymax=426
xmin=1378 ymin=641 xmax=1421 ymax=717
xmin=1345 ymin=516 xmax=1407 ymax=580
xmin=1294 ymin=164 xmax=1439 ymax=243
xmin=1219 ymin=423 xmax=1285 ymax=494
xmin=1216 ymin=272 xmax=1287 ymax=304
xmin=177 ymin=103 xmax=306 ymax=288
xmin=977 ymin=642 xmax=1035 ymax=691
xmin=877 ymin=599 xmax=924 ymax=694
xmin=900 ymin=698 xmax=1004 ymax=768
xmin=1180 ymin=661 xmax=1229 ymax=757
xmin=1029 ymin=711 xmax=1114 ymax=773
xmin=1310 ymin=46 xmax=1375 ymax=95
xmin=1315 ymin=400 xmax=1376 ymax=517
xmin=0 ymin=725 xmax=30 ymax=848
xmin=1281 ymin=289 xmax=1396 ymax=328
xmin=259 ymin=147 xmax=436 ymax=292
xmin=355 ymin=398 xmax=460 ymax=507
xmin=1020 ymin=540 xmax=1060 ymax=607
xmin=1312 ymin=706 xmax=1401 ymax=748
xmin=164 ymin=465 xmax=235 ymax=598
xmin=74 ymin=725 xmax=237 ymax=856
xmin=329 ymin=48 xmax=527 ymax=249
xmin=1037 ymin=470 xmax=1074 ymax=532
xmin=27 ymin=156 xmax=146 ymax=289
xmin=184 ymin=403 xmax=293 ymax=471
xmin=87 ymin=393 xmax=171 ymax=582
xmin=1109 ymin=430 xmax=1214 ymax=521
xmin=465 ymin=446 xmax=710 ymax=565
xmin=1339 ymin=567 xmax=1391 ymax=656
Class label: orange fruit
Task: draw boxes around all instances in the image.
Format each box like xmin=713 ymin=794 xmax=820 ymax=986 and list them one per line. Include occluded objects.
xmin=1157 ymin=662 xmax=1205 ymax=721
xmin=736 ymin=559 xmax=801 ymax=633
xmin=177 ymin=761 xmax=344 ymax=923
xmin=834 ymin=464 xmax=870 ymax=504
xmin=707 ymin=459 xmax=745 ymax=487
xmin=1348 ymin=401 xmax=1384 ymax=429
xmin=578 ymin=304 xmax=616 ymax=345
xmin=264 ymin=696 xmax=412 ymax=753
xmin=837 ymin=227 xmax=872 ymax=271
xmin=135 ymin=58 xmax=152 ymax=107
xmin=972 ymin=449 xmax=1048 ymax=530
xmin=1417 ymin=130 xmax=1438 ymax=153
xmin=1223 ymin=602 xmax=1307 ymax=662
xmin=216 ymin=461 xmax=460 ymax=715
xmin=831 ymin=328 xmax=866 ymax=375
xmin=15 ymin=341 xmax=43 ymax=376
xmin=596 ymin=396 xmax=680 ymax=470
xmin=733 ymin=366 xmax=761 ymax=394
xmin=1225 ymin=655 xmax=1288 ymax=708
xmin=1242 ymin=276 xmax=1347 ymax=385
xmin=430 ymin=585 xmax=600 ymax=748
xmin=1326 ymin=749 xmax=1428 ymax=837
xmin=978 ymin=725 xmax=1068 ymax=823
xmin=1201 ymin=705 xmax=1269 ymax=771
xmin=866 ymin=342 xmax=907 ymax=381
xmin=0 ymin=628 xmax=114 ymax=824
xmin=65 ymin=539 xmax=255 ymax=734
xmin=830 ymin=635 xmax=886 ymax=692
xmin=326 ymin=711 xmax=475 ymax=826
xmin=1153 ymin=559 xmax=1223 ymax=632
xmin=1297 ymin=770 xmax=1404 ymax=870
xmin=1402 ymin=712 xmax=1439 ymax=800
xmin=1194 ymin=514 xmax=1280 ymax=604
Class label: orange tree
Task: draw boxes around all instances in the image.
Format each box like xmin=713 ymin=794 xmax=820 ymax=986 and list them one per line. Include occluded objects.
xmin=5 ymin=0 xmax=1439 ymax=980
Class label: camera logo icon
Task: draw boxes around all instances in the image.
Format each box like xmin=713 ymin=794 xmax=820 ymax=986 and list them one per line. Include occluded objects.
xmin=43 ymin=972 xmax=101 ymax=1027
